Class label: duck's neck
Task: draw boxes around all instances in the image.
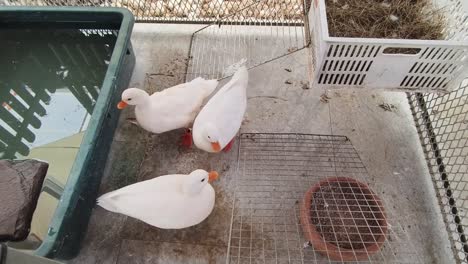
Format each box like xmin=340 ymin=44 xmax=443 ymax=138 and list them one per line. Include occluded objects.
xmin=182 ymin=184 xmax=204 ymax=196
xmin=135 ymin=96 xmax=151 ymax=110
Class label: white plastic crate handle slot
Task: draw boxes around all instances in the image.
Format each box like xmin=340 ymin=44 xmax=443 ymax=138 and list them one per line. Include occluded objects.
xmin=381 ymin=47 xmax=423 ymax=55
xmin=364 ymin=46 xmax=426 ymax=88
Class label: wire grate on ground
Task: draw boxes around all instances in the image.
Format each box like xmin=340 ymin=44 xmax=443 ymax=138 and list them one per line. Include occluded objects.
xmin=408 ymin=78 xmax=468 ymax=263
xmin=228 ymin=133 xmax=422 ymax=263
xmin=185 ymin=0 xmax=308 ymax=81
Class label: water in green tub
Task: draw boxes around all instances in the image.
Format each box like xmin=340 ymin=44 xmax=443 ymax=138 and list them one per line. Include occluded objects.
xmin=0 ymin=28 xmax=117 ymax=246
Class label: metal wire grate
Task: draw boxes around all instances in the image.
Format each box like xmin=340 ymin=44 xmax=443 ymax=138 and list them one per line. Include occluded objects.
xmin=185 ymin=0 xmax=308 ymax=81
xmin=228 ymin=133 xmax=421 ymax=263
xmin=2 ymin=0 xmax=305 ymax=24
xmin=408 ymin=79 xmax=468 ymax=263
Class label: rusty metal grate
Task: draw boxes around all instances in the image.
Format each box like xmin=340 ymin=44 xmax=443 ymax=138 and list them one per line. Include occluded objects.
xmin=408 ymin=79 xmax=468 ymax=263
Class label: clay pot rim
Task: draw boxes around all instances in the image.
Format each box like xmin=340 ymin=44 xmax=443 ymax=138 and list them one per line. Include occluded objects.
xmin=300 ymin=177 xmax=388 ymax=262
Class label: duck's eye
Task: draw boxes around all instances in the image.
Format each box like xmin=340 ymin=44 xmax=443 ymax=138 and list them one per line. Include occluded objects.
xmin=207 ymin=136 xmax=211 ymax=139
xmin=127 ymin=98 xmax=132 ymax=101
xmin=201 ymin=178 xmax=206 ymax=182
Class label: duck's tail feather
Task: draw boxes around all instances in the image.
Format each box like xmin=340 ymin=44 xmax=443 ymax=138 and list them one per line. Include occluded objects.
xmin=232 ymin=66 xmax=248 ymax=84
xmin=205 ymin=79 xmax=219 ymax=94
xmin=222 ymin=58 xmax=247 ymax=77
xmin=195 ymin=77 xmax=219 ymax=98
xmin=192 ymin=77 xmax=219 ymax=97
xmin=96 ymin=193 xmax=121 ymax=213
xmin=223 ymin=66 xmax=248 ymax=93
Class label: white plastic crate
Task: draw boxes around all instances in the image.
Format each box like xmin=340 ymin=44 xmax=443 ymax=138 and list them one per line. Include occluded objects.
xmin=308 ymin=0 xmax=468 ymax=92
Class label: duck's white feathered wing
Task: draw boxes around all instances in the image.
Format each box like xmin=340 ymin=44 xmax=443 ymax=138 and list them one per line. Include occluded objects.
xmin=195 ymin=67 xmax=248 ymax=147
xmin=153 ymin=78 xmax=218 ymax=116
xmin=97 ymin=175 xmax=182 ymax=215
xmin=97 ymin=174 xmax=216 ymax=229
xmin=136 ymin=78 xmax=218 ymax=133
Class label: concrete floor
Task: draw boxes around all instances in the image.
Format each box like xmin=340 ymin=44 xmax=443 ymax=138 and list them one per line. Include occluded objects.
xmin=70 ymin=24 xmax=455 ymax=264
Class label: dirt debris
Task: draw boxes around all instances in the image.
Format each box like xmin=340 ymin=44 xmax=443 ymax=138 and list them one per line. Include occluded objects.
xmin=320 ymin=93 xmax=331 ymax=103
xmin=379 ymin=103 xmax=397 ymax=112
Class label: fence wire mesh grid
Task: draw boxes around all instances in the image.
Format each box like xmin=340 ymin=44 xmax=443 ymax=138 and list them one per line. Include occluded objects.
xmin=228 ymin=133 xmax=421 ymax=264
xmin=1 ymin=0 xmax=305 ymax=24
xmin=408 ymin=79 xmax=468 ymax=263
xmin=185 ymin=0 xmax=308 ymax=81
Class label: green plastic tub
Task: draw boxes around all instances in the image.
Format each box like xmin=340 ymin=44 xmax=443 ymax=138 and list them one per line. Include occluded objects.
xmin=0 ymin=7 xmax=135 ymax=259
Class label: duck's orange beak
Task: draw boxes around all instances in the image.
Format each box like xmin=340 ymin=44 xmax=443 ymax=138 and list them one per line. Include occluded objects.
xmin=211 ymin=142 xmax=221 ymax=152
xmin=117 ymin=101 xmax=128 ymax=109
xmin=208 ymin=171 xmax=219 ymax=182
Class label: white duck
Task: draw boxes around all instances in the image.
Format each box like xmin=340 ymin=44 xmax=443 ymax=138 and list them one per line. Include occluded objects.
xmin=117 ymin=78 xmax=218 ymax=147
xmin=192 ymin=66 xmax=248 ymax=153
xmin=97 ymin=169 xmax=219 ymax=229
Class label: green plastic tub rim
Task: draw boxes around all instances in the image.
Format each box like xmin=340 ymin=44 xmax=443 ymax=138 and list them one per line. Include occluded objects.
xmin=0 ymin=6 xmax=134 ymax=258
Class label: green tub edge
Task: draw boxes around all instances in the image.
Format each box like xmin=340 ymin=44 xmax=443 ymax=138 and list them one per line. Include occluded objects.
xmin=0 ymin=6 xmax=136 ymax=259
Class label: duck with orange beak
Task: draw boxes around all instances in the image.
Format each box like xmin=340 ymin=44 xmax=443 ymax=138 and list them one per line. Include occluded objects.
xmin=97 ymin=169 xmax=219 ymax=229
xmin=117 ymin=77 xmax=218 ymax=148
xmin=192 ymin=66 xmax=248 ymax=153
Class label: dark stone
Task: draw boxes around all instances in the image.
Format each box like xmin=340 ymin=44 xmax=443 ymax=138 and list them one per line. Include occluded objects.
xmin=0 ymin=159 xmax=49 ymax=242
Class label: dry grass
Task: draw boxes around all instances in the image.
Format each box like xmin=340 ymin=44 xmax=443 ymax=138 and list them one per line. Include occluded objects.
xmin=326 ymin=0 xmax=446 ymax=40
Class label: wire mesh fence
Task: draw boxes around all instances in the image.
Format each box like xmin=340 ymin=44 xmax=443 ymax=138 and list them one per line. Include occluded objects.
xmin=1 ymin=0 xmax=305 ymax=23
xmin=408 ymin=79 xmax=468 ymax=264
xmin=185 ymin=0 xmax=308 ymax=81
xmin=229 ymin=133 xmax=422 ymax=263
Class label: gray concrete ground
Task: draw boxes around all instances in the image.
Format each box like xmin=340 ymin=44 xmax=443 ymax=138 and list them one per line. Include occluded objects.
xmin=70 ymin=24 xmax=455 ymax=264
